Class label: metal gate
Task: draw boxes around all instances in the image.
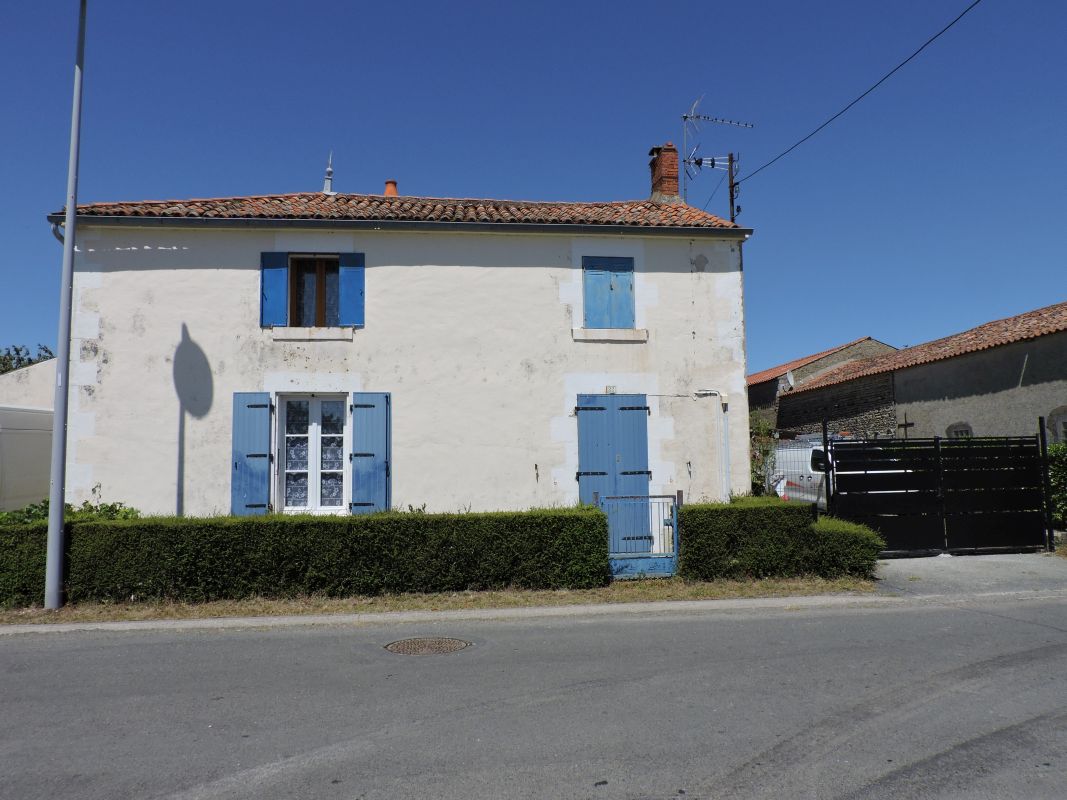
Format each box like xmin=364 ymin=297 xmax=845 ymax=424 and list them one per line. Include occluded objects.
xmin=598 ymin=494 xmax=679 ymax=578
xmin=828 ymin=435 xmax=1054 ymax=555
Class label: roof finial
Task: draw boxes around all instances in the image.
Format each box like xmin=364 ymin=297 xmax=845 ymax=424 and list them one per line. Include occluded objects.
xmin=322 ymin=151 xmax=336 ymax=195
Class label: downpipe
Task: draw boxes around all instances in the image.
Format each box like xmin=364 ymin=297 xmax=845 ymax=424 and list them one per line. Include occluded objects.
xmin=695 ymin=389 xmax=731 ymax=500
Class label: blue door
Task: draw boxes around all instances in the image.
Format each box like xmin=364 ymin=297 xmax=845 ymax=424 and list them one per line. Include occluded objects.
xmin=576 ymin=394 xmax=652 ymax=554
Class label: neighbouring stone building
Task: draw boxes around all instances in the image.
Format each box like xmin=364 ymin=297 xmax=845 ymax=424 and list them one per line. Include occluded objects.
xmin=775 ymin=301 xmax=1067 ymax=442
xmin=746 ymin=337 xmax=896 ymax=427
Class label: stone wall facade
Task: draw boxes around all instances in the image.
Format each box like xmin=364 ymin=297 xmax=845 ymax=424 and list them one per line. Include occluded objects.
xmin=746 ymin=338 xmax=896 ymax=429
xmin=776 ymin=372 xmax=896 ymax=436
xmin=894 ymin=331 xmax=1067 ymax=439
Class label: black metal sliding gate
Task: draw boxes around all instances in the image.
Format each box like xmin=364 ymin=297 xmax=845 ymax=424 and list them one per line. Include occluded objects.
xmin=828 ymin=435 xmax=1054 ymax=555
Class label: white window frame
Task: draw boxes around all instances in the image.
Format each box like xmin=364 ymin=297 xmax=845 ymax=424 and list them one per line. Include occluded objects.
xmin=274 ymin=393 xmax=350 ymax=515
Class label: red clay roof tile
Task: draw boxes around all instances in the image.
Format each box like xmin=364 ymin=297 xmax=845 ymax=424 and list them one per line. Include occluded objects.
xmin=746 ymin=337 xmax=876 ymax=387
xmin=792 ymin=300 xmax=1067 ymax=394
xmin=65 ymin=192 xmax=740 ymax=230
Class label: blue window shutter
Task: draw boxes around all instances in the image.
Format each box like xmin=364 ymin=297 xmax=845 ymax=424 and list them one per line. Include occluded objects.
xmin=231 ymin=392 xmax=272 ymax=515
xmin=338 ymin=252 xmax=365 ymax=327
xmin=582 ymin=256 xmax=634 ymax=329
xmin=260 ymin=252 xmax=288 ymax=327
xmin=613 ymin=394 xmax=649 ymax=497
xmin=608 ymin=394 xmax=651 ymax=553
xmin=350 ymin=392 xmax=391 ymax=514
xmin=583 ymin=267 xmax=612 ymax=329
xmin=609 ymin=265 xmax=635 ymax=328
xmin=576 ymin=393 xmax=614 ymax=504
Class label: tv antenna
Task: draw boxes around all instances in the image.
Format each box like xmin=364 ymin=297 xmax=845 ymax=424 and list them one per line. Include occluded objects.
xmin=681 ymin=96 xmax=754 ymax=210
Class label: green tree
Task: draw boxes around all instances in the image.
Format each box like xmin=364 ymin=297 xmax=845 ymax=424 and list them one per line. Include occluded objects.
xmin=0 ymin=344 xmax=54 ymax=375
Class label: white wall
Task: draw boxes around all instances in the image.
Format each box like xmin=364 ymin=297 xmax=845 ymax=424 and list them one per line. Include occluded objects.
xmin=0 ymin=359 xmax=56 ymax=410
xmin=67 ymin=225 xmax=750 ymax=515
xmin=0 ymin=407 xmax=52 ymax=511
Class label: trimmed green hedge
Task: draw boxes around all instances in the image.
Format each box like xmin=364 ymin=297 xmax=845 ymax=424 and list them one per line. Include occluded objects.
xmin=807 ymin=517 xmax=886 ymax=577
xmin=0 ymin=509 xmax=610 ymax=607
xmin=0 ymin=522 xmax=48 ymax=609
xmin=1049 ymin=443 xmax=1066 ymax=530
xmin=678 ymin=498 xmax=883 ymax=580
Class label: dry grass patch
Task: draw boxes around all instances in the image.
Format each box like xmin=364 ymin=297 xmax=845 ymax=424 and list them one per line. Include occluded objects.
xmin=0 ymin=576 xmax=873 ymax=626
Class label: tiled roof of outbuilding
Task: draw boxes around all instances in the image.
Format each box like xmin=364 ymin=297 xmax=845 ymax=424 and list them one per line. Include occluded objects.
xmin=64 ymin=192 xmax=740 ymax=229
xmin=792 ymin=300 xmax=1067 ymax=393
xmin=746 ymin=337 xmax=876 ymax=387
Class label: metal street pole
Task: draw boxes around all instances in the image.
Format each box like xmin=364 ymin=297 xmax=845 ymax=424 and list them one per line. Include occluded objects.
xmin=45 ymin=0 xmax=88 ymax=610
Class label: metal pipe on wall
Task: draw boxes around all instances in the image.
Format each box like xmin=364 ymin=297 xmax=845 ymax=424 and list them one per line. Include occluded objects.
xmin=695 ymin=389 xmax=731 ymax=500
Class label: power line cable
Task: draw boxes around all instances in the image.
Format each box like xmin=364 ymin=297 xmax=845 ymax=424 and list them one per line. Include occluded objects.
xmin=702 ymin=171 xmax=728 ymax=211
xmin=738 ymin=0 xmax=984 ymax=184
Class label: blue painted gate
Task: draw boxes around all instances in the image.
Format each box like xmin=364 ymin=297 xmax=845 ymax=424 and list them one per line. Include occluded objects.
xmin=576 ymin=394 xmax=679 ymax=577
xmin=598 ymin=494 xmax=679 ymax=578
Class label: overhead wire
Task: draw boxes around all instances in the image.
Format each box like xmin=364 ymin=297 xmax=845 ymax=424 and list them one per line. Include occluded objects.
xmin=737 ymin=0 xmax=985 ymax=185
xmin=702 ymin=171 xmax=728 ymax=211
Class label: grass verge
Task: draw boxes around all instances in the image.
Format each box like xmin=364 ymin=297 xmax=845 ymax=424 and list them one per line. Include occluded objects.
xmin=0 ymin=576 xmax=873 ymax=625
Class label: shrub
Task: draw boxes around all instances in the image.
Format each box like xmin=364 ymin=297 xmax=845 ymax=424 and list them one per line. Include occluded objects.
xmin=0 ymin=523 xmax=47 ymax=608
xmin=678 ymin=498 xmax=882 ymax=580
xmin=0 ymin=508 xmax=609 ymax=607
xmin=749 ymin=413 xmax=776 ymax=496
xmin=805 ymin=517 xmax=885 ymax=578
xmin=0 ymin=499 xmax=140 ymax=526
xmin=1049 ymin=443 xmax=1066 ymax=530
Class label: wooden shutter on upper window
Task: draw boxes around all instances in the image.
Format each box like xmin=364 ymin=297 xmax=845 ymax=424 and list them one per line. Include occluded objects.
xmin=338 ymin=252 xmax=365 ymax=327
xmin=582 ymin=256 xmax=634 ymax=329
xmin=260 ymin=252 xmax=289 ymax=327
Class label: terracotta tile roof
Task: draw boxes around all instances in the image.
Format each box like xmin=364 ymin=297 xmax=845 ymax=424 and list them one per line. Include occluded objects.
xmin=65 ymin=192 xmax=739 ymax=229
xmin=746 ymin=337 xmax=875 ymax=386
xmin=793 ymin=300 xmax=1067 ymax=394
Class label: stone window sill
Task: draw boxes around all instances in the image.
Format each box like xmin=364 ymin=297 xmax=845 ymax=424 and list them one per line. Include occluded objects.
xmin=572 ymin=328 xmax=649 ymax=343
xmin=269 ymin=327 xmax=357 ymax=342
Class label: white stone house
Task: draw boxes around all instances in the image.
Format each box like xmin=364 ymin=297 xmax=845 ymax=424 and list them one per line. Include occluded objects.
xmin=49 ymin=143 xmax=752 ymax=517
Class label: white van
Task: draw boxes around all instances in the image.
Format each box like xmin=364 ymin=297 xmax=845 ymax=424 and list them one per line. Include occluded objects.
xmin=0 ymin=406 xmax=53 ymax=511
xmin=766 ymin=439 xmax=830 ymax=510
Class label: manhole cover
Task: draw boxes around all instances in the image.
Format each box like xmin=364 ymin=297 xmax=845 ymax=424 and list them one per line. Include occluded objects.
xmin=384 ymin=637 xmax=470 ymax=656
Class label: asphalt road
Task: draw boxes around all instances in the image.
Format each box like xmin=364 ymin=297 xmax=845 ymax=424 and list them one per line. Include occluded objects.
xmin=4 ymin=586 xmax=1067 ymax=800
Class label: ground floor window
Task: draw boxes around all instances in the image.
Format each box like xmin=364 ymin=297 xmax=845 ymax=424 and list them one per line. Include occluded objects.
xmin=278 ymin=395 xmax=348 ymax=512
xmin=946 ymin=422 xmax=973 ymax=439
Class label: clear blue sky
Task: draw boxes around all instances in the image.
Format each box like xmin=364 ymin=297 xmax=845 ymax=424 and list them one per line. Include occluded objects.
xmin=1 ymin=0 xmax=1063 ymax=373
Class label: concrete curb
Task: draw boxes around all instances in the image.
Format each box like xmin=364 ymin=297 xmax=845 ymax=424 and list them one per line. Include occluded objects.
xmin=0 ymin=594 xmax=898 ymax=636
xmin=4 ymin=588 xmax=1066 ymax=636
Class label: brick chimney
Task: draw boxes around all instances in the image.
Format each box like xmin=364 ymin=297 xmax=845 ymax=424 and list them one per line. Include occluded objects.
xmin=384 ymin=180 xmax=398 ymax=197
xmin=649 ymin=142 xmax=680 ymax=202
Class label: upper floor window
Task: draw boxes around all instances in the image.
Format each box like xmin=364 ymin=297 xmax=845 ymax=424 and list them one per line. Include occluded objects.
xmin=260 ymin=251 xmax=365 ymax=328
xmin=582 ymin=256 xmax=634 ymax=329
xmin=290 ymin=257 xmax=340 ymax=327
